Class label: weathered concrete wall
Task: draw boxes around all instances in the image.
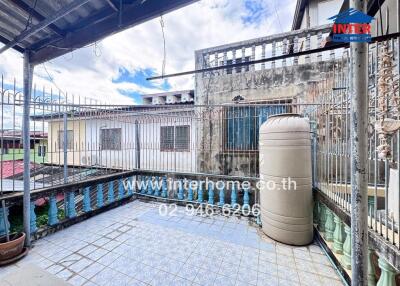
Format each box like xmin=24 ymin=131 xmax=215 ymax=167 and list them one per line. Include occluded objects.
xmin=195 ymin=61 xmax=337 ymax=105
xmin=195 ymin=60 xmax=337 ymax=177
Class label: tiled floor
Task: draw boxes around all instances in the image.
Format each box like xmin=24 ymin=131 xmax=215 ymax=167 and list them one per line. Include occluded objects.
xmin=0 ymin=200 xmax=345 ymax=286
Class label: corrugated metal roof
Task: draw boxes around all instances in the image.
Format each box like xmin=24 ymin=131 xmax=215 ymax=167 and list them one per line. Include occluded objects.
xmin=0 ymin=0 xmax=198 ymax=64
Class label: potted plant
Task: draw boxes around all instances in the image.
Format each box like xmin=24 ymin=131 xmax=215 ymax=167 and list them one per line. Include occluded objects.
xmin=0 ymin=202 xmax=27 ymax=265
xmin=0 ymin=232 xmax=26 ymax=263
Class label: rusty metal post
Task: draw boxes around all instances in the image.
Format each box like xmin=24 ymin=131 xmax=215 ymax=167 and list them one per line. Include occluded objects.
xmin=350 ymin=0 xmax=369 ymax=285
xmin=23 ymin=51 xmax=34 ymax=246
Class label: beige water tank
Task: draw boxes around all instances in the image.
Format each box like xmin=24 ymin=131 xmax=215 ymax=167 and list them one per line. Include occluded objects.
xmin=259 ymin=113 xmax=313 ymax=245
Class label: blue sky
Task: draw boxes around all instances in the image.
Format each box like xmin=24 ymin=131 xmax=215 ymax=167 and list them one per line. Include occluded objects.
xmin=0 ymin=0 xmax=296 ymax=105
xmin=242 ymin=0 xmax=271 ymax=25
xmin=113 ymin=68 xmax=172 ymax=102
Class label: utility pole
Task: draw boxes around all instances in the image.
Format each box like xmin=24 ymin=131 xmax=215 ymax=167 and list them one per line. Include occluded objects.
xmin=350 ymin=0 xmax=369 ymax=285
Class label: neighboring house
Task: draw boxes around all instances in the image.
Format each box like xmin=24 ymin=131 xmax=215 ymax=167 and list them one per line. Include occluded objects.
xmin=193 ymin=0 xmax=393 ymax=176
xmin=32 ymin=90 xmax=197 ymax=173
xmin=192 ymin=1 xmax=345 ymax=176
xmin=0 ymin=129 xmax=47 ymax=158
xmin=292 ymin=0 xmax=344 ymax=31
xmin=142 ymin=90 xmax=194 ymax=105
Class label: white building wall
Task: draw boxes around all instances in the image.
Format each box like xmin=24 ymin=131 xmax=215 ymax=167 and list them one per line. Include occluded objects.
xmin=83 ymin=118 xmax=137 ymax=170
xmin=298 ymin=0 xmax=343 ymax=30
xmin=139 ymin=117 xmax=197 ymax=173
xmin=48 ymin=113 xmax=197 ymax=173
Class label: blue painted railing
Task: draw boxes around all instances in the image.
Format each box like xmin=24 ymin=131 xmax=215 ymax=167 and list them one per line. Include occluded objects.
xmin=1 ymin=173 xmax=256 ymax=238
xmin=0 ymin=175 xmax=137 ymax=237
xmin=129 ymin=175 xmax=255 ymax=213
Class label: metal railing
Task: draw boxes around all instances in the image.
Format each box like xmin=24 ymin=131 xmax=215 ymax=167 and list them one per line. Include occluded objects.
xmin=313 ymin=38 xmax=400 ymax=253
xmin=2 ymin=32 xmax=400 ymax=283
xmin=0 ymin=79 xmax=320 ymax=194
xmin=0 ymin=77 xmax=322 ymax=239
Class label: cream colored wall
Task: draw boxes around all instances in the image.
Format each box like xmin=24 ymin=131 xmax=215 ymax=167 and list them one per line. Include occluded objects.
xmin=47 ymin=120 xmax=87 ymax=166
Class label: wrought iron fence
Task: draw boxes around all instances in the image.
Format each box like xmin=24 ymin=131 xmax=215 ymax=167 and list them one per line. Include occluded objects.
xmin=0 ymin=77 xmax=324 ymax=238
xmin=0 ymin=77 xmax=322 ymax=194
xmin=313 ymin=38 xmax=400 ymax=252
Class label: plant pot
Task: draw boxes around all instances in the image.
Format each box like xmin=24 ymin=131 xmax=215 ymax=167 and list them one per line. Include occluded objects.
xmin=0 ymin=232 xmax=25 ymax=261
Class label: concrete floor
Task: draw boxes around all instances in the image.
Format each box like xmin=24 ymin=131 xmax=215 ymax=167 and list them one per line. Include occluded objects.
xmin=0 ymin=200 xmax=344 ymax=286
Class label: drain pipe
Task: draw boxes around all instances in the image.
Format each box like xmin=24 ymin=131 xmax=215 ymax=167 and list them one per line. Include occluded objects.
xmin=350 ymin=0 xmax=369 ymax=285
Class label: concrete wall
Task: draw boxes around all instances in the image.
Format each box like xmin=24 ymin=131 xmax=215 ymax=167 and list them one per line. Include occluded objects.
xmin=195 ymin=61 xmax=336 ymax=105
xmin=194 ymin=58 xmax=336 ymax=177
xmin=48 ymin=119 xmax=86 ymax=167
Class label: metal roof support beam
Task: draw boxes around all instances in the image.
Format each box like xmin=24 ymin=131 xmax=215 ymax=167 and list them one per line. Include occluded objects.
xmin=0 ymin=35 xmax=24 ymax=53
xmin=350 ymin=0 xmax=369 ymax=285
xmin=0 ymin=0 xmax=91 ymax=54
xmin=29 ymin=0 xmax=199 ymax=64
xmin=22 ymin=51 xmax=34 ymax=247
xmin=10 ymin=0 xmax=65 ymax=37
xmin=105 ymin=0 xmax=118 ymax=12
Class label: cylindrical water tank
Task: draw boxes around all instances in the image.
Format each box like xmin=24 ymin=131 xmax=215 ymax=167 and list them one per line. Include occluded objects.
xmin=259 ymin=113 xmax=313 ymax=245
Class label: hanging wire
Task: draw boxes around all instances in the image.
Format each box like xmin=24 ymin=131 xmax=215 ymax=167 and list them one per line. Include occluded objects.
xmin=272 ymin=0 xmax=283 ymax=33
xmin=94 ymin=41 xmax=102 ymax=57
xmin=160 ymin=15 xmax=167 ymax=77
xmin=42 ymin=63 xmax=66 ymax=98
xmin=119 ymin=0 xmax=123 ymax=28
xmin=22 ymin=0 xmax=38 ymax=33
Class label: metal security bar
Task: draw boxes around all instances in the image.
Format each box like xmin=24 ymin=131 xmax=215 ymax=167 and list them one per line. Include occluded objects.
xmin=0 ymin=80 xmax=321 ymax=195
xmin=313 ymin=38 xmax=400 ymax=250
xmin=0 ymin=81 xmax=322 ymax=240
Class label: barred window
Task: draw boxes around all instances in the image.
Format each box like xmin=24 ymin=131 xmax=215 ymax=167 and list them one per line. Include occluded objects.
xmin=226 ymin=59 xmax=233 ymax=74
xmin=58 ymin=130 xmax=74 ymax=150
xmin=175 ymin=125 xmax=190 ymax=151
xmin=224 ymin=103 xmax=290 ymax=151
xmin=100 ymin=128 xmax=122 ymax=150
xmin=160 ymin=126 xmax=190 ymax=151
xmin=160 ymin=126 xmax=174 ymax=151
xmin=38 ymin=145 xmax=46 ymax=157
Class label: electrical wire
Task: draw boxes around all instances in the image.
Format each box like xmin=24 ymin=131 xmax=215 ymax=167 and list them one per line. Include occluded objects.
xmin=42 ymin=63 xmax=66 ymax=97
xmin=272 ymin=0 xmax=283 ymax=33
xmin=160 ymin=15 xmax=166 ymax=77
xmin=94 ymin=41 xmax=102 ymax=57
xmin=22 ymin=0 xmax=38 ymax=33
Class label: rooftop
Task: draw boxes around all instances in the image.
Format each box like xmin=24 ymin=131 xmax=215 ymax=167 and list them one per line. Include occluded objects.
xmin=0 ymin=0 xmax=199 ymax=64
xmin=0 ymin=200 xmax=344 ymax=286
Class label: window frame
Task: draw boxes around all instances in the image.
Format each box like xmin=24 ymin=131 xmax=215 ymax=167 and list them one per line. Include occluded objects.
xmin=160 ymin=125 xmax=190 ymax=152
xmin=160 ymin=126 xmax=175 ymax=151
xmin=38 ymin=145 xmax=46 ymax=157
xmin=223 ymin=100 xmax=292 ymax=153
xmin=100 ymin=128 xmax=122 ymax=151
xmin=58 ymin=130 xmax=74 ymax=150
xmin=175 ymin=125 xmax=190 ymax=152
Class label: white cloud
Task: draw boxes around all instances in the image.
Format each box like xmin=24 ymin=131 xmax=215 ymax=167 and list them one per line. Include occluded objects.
xmin=0 ymin=0 xmax=296 ymax=105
